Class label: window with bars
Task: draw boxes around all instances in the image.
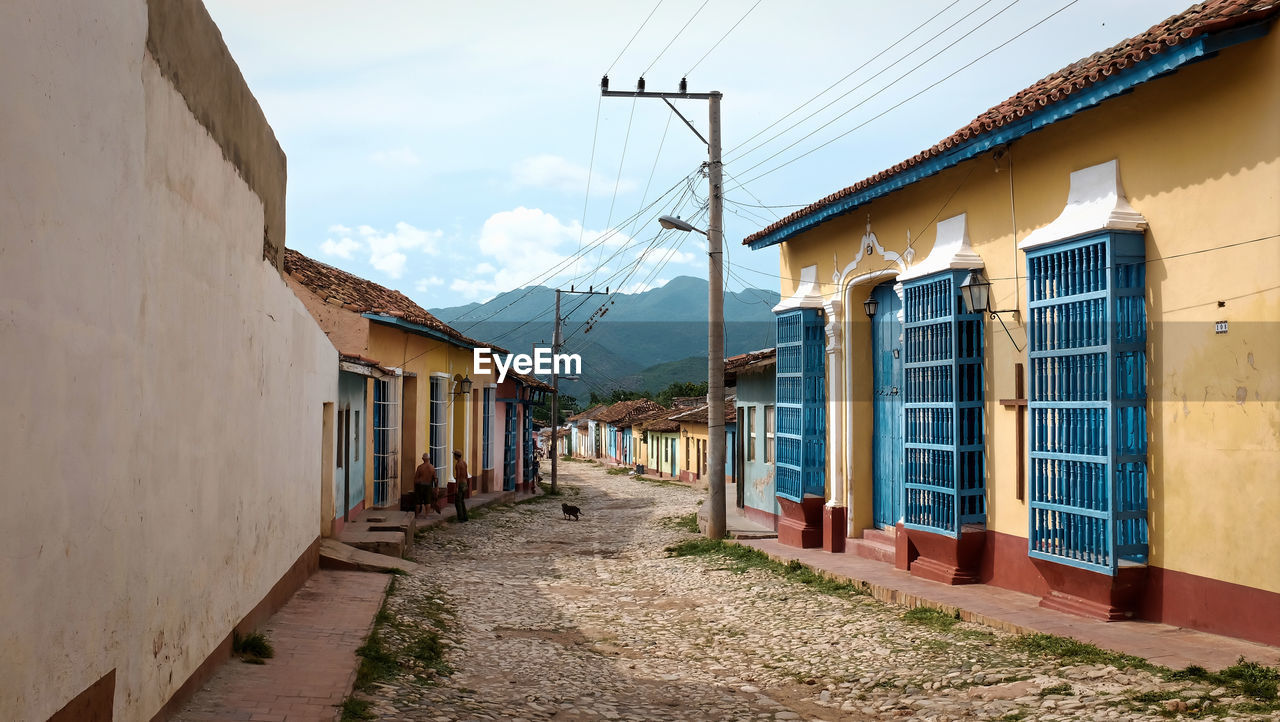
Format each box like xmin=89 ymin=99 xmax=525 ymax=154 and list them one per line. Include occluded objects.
xmin=746 ymin=407 xmax=757 ymax=461
xmin=1026 ymin=231 xmax=1148 ymax=574
xmin=764 ymin=405 xmax=775 ymax=463
xmin=901 ymin=271 xmax=985 ymax=537
xmin=429 ymin=376 xmax=446 ymax=472
xmin=482 ymin=387 xmax=494 ymax=469
xmin=372 ymin=378 xmax=399 ymax=507
xmin=775 ymin=308 xmax=825 ymax=501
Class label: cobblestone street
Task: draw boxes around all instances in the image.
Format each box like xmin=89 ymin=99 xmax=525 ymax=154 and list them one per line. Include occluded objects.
xmin=353 ymin=463 xmax=1280 ymax=721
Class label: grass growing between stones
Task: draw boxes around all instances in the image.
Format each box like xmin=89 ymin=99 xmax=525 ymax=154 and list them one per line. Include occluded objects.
xmin=659 ymin=513 xmax=700 ymax=533
xmin=345 ymin=575 xmax=460 ymax=716
xmin=1008 ymin=633 xmax=1160 ymax=673
xmin=340 ymin=696 xmax=376 ymax=721
xmin=901 ymin=606 xmax=961 ymax=631
xmin=665 ymin=538 xmax=868 ymax=598
xmin=606 ymin=467 xmax=630 ymax=475
xmin=634 ymin=474 xmax=687 ymax=489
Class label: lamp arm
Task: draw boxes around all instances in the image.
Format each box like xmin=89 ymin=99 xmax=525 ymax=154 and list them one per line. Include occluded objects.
xmin=989 ymin=310 xmax=1024 ymax=353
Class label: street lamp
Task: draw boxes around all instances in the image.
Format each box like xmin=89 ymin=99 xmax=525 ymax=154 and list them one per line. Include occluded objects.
xmin=452 ymin=374 xmax=472 ymax=395
xmin=863 ymin=295 xmax=879 ymax=318
xmin=658 ymin=215 xmax=708 ymax=236
xmin=959 ymin=270 xmax=992 ymax=315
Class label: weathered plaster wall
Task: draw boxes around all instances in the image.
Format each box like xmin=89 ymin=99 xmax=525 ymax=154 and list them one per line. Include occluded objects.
xmin=738 ymin=371 xmax=780 ymax=522
xmin=0 ymin=2 xmax=337 ymax=718
xmin=773 ymin=30 xmax=1279 ymax=594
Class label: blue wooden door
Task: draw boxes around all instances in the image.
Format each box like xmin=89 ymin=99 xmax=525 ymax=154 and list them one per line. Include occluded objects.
xmin=503 ymin=404 xmax=518 ymax=491
xmin=871 ymin=283 xmax=904 ymax=528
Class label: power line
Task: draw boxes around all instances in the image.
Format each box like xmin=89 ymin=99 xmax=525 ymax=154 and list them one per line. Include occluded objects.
xmin=606 ymin=0 xmax=666 ymax=75
xmin=685 ymin=0 xmax=764 ymax=77
xmin=723 ymin=0 xmax=967 ymax=159
xmin=728 ymin=0 xmax=1024 ymax=176
xmin=732 ymin=0 xmax=1081 ymax=188
xmin=598 ymin=95 xmax=641 ymax=271
xmin=643 ymin=0 xmax=712 ymax=76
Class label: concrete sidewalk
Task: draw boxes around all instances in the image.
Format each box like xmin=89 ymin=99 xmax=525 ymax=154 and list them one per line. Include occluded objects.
xmin=739 ymin=538 xmax=1280 ymax=672
xmin=173 ymin=570 xmax=390 ymax=722
xmin=696 ymin=485 xmax=777 ymax=539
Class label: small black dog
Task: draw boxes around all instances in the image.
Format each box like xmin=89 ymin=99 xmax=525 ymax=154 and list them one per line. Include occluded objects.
xmin=561 ymin=502 xmax=582 ymax=521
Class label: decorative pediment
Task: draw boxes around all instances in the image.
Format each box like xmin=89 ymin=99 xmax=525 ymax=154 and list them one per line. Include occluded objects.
xmin=774 ymin=265 xmax=825 ymax=312
xmin=834 ymin=214 xmax=911 ymax=286
xmin=1019 ymin=159 xmax=1148 ymax=250
xmin=899 ymin=213 xmax=984 ymax=282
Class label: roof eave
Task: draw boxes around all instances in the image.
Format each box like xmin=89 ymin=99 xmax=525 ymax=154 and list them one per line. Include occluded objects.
xmin=363 ymin=312 xmax=477 ymax=350
xmin=746 ymin=24 xmax=1267 ymax=251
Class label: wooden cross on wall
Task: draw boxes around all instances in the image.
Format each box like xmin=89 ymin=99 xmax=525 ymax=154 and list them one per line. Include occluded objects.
xmin=998 ymin=362 xmax=1028 ymax=501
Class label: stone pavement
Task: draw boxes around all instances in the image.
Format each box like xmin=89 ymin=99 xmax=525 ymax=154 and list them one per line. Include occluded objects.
xmin=349 ymin=463 xmax=1280 ymax=720
xmin=696 ymin=484 xmax=778 ymax=539
xmin=173 ymin=570 xmax=389 ymax=722
xmin=738 ymin=539 xmax=1280 ymax=673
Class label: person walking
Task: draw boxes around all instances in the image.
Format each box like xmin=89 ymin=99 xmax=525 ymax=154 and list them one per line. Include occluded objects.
xmin=452 ymin=450 xmax=469 ymax=522
xmin=413 ymin=453 xmax=436 ymax=517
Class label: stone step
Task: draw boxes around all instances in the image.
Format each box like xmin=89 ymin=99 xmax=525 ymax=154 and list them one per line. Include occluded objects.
xmin=320 ymin=538 xmax=421 ymax=574
xmin=337 ymin=529 xmax=404 ymax=558
xmin=861 ymin=526 xmax=897 ymax=547
xmin=357 ymin=509 xmax=417 ymax=539
xmin=848 ymin=537 xmax=895 ymax=565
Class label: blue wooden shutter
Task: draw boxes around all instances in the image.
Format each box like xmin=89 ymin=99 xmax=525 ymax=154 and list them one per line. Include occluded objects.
xmin=902 ymin=271 xmax=985 ymax=536
xmin=522 ymin=401 xmax=535 ymax=482
xmin=503 ymin=403 xmax=518 ymax=490
xmin=1026 ymin=231 xmax=1147 ymax=574
xmin=775 ymin=308 xmax=825 ymax=501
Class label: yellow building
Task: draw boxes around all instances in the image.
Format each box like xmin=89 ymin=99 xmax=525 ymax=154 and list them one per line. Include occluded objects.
xmin=745 ymin=0 xmax=1279 ymax=645
xmin=285 ymin=250 xmax=510 ymax=529
xmin=672 ymin=400 xmax=737 ymax=487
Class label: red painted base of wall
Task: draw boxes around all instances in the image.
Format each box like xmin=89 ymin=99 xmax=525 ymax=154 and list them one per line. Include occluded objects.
xmin=776 ymin=496 xmax=823 ymax=548
xmin=742 ymin=503 xmax=779 ymax=531
xmin=894 ymin=522 xmax=915 ymax=571
xmin=822 ymin=505 xmax=847 ymax=553
xmin=907 ymin=526 xmax=987 ymax=585
xmin=1140 ymin=566 xmax=1280 ymax=647
xmin=1032 ymin=558 xmax=1147 ymax=621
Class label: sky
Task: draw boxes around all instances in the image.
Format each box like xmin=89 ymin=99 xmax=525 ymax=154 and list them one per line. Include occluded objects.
xmin=203 ymin=0 xmax=1196 ymax=310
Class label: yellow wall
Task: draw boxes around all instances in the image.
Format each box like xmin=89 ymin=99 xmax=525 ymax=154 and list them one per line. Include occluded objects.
xmin=680 ymin=421 xmax=710 ymax=478
xmin=365 ymin=324 xmax=498 ymax=490
xmin=773 ymin=31 xmax=1280 ymax=593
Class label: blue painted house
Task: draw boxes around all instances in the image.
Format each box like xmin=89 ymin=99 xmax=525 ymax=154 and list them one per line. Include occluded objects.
xmin=727 ymin=349 xmax=778 ymax=530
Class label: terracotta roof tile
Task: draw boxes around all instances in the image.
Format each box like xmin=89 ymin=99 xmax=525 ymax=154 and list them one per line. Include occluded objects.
xmin=743 ymin=0 xmax=1278 ymax=245
xmin=285 ymin=248 xmax=499 ymax=351
xmin=670 ymin=397 xmax=738 ymax=425
xmin=595 ymin=399 xmax=666 ymax=425
xmin=635 ymin=406 xmax=682 ymax=433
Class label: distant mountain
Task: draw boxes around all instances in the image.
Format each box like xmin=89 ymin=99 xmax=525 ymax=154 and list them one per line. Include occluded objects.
xmin=431 ymin=276 xmax=778 ymax=398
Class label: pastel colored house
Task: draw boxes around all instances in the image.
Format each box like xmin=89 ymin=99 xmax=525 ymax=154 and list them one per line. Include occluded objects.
xmin=567 ymin=405 xmax=608 ymax=459
xmin=727 ymin=349 xmax=779 ymax=530
xmin=744 ymin=0 xmax=1280 ymax=645
xmin=0 ymin=1 xmax=341 ymax=718
xmin=672 ymin=399 xmax=737 ymax=487
xmin=637 ymin=408 xmax=682 ymax=479
xmin=489 ymin=372 xmax=553 ymax=493
xmin=597 ymin=399 xmax=664 ymax=466
xmin=285 ymin=250 xmax=512 ymax=526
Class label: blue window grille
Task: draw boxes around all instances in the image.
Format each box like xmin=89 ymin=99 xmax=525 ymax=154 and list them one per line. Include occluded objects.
xmin=523 ymin=400 xmax=536 ymax=482
xmin=429 ymin=377 xmax=446 ymax=470
xmin=372 ymin=378 xmax=398 ymax=508
xmin=503 ymin=402 xmax=518 ymax=491
xmin=902 ymin=271 xmax=985 ymax=536
xmin=775 ymin=308 xmax=825 ymax=502
xmin=482 ymin=387 xmax=494 ymax=469
xmin=1026 ymin=231 xmax=1147 ymax=574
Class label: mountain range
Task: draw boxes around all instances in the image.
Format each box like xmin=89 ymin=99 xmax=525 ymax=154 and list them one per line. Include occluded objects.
xmin=431 ymin=276 xmax=779 ymax=400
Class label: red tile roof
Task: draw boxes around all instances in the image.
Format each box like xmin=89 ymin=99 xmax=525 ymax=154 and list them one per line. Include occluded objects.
xmin=743 ymin=0 xmax=1278 ymax=245
xmin=670 ymin=397 xmax=738 ymax=425
xmin=725 ymin=348 xmax=776 ymax=379
xmin=595 ymin=399 xmax=666 ymax=426
xmin=284 ymin=248 xmax=496 ymax=351
xmin=635 ymin=406 xmax=682 ymax=433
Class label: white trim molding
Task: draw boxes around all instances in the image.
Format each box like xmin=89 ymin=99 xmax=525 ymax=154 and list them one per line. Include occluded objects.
xmin=1019 ymin=159 xmax=1148 ymax=251
xmin=774 ymin=264 xmax=826 ymax=312
xmin=899 ymin=212 xmax=984 ymax=282
xmin=833 ymin=215 xmax=911 ymax=288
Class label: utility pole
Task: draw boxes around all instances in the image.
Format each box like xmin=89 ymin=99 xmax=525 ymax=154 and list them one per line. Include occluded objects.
xmin=602 ymin=76 xmax=726 ymax=539
xmin=549 ymin=285 xmax=610 ymax=495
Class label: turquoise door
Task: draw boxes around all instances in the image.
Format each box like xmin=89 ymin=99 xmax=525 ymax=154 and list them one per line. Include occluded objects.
xmin=871 ymin=283 xmax=904 ymax=528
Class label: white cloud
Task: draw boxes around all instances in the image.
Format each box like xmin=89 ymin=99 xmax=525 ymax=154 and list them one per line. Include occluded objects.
xmin=320 ymin=236 xmax=361 ymax=259
xmin=620 ymin=278 xmax=668 ymax=294
xmin=449 ymin=277 xmax=500 ymax=298
xmin=511 ymin=154 xmax=636 ymax=196
xmin=414 ymin=276 xmax=444 ymax=292
xmin=320 ymin=221 xmax=442 ymax=279
xmin=474 ymin=262 xmax=496 ymax=275
xmin=370 ymin=146 xmax=421 ymax=167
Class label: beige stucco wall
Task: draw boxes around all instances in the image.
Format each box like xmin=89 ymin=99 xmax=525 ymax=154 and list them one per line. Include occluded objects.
xmin=773 ymin=30 xmax=1279 ymax=593
xmin=0 ymin=2 xmax=338 ymax=719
